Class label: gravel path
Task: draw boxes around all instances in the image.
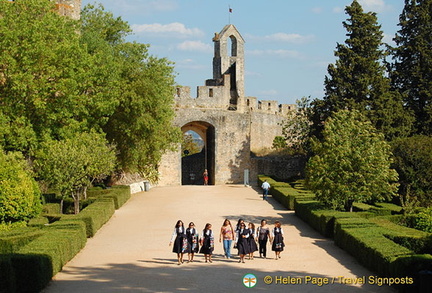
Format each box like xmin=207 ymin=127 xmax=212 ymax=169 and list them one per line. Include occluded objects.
xmin=43 ymin=185 xmax=395 ymax=292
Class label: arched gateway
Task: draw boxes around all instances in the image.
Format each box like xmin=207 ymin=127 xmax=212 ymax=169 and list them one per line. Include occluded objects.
xmin=157 ymin=24 xmax=296 ymax=186
xmin=181 ymin=121 xmax=215 ymax=185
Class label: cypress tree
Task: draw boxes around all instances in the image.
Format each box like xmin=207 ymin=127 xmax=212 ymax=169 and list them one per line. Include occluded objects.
xmin=316 ymin=0 xmax=412 ymax=140
xmin=391 ymin=0 xmax=432 ymax=135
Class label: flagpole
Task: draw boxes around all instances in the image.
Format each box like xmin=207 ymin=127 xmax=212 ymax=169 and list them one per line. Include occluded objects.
xmin=228 ymin=5 xmax=231 ymax=24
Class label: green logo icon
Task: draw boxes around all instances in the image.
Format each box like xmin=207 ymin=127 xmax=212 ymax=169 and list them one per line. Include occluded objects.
xmin=243 ymin=273 xmax=257 ymax=288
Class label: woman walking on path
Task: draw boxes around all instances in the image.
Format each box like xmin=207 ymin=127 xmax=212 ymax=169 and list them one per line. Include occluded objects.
xmin=236 ymin=222 xmax=251 ymax=263
xmin=247 ymin=222 xmax=258 ymax=260
xmin=186 ymin=222 xmax=199 ymax=263
xmin=235 ymin=218 xmax=244 ymax=232
xmin=169 ymin=220 xmax=187 ymax=265
xmin=271 ymin=220 xmax=285 ymax=260
xmin=256 ymin=219 xmax=270 ymax=258
xmin=199 ymin=223 xmax=214 ymax=263
xmin=219 ymin=219 xmax=235 ymax=259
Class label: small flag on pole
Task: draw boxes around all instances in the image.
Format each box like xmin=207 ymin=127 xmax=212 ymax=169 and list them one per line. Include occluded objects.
xmin=229 ymin=7 xmax=232 ymax=13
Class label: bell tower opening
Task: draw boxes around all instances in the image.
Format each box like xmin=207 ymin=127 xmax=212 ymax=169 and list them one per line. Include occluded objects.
xmin=211 ymin=24 xmax=245 ymax=109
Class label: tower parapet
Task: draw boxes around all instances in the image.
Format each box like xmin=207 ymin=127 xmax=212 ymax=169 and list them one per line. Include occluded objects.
xmin=54 ymin=0 xmax=81 ymax=20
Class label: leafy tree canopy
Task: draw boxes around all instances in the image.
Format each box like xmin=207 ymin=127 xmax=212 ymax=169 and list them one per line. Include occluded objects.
xmin=35 ymin=132 xmax=116 ymax=214
xmin=306 ymin=110 xmax=398 ymax=211
xmin=391 ymin=135 xmax=432 ymax=207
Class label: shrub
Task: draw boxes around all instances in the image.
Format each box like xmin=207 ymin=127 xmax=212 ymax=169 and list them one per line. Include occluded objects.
xmin=392 ymin=135 xmax=432 ymax=207
xmin=414 ymin=207 xmax=432 ymax=233
xmin=0 ymin=150 xmax=42 ymax=223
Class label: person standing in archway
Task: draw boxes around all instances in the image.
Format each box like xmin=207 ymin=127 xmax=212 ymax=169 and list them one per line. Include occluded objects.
xmin=203 ymin=169 xmax=209 ymax=185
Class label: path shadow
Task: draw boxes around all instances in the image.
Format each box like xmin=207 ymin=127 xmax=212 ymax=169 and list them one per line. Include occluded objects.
xmin=43 ymin=261 xmax=394 ymax=293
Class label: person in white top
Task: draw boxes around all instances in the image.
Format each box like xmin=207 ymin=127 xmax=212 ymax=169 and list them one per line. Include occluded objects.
xmin=169 ymin=220 xmax=186 ymax=265
xmin=261 ymin=180 xmax=271 ymax=200
xmin=271 ymin=220 xmax=285 ymax=260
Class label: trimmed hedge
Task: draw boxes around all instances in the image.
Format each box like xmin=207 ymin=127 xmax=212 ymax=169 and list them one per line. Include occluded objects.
xmin=370 ymin=216 xmax=432 ymax=254
xmin=0 ymin=185 xmax=132 ymax=293
xmin=334 ymin=217 xmax=413 ymax=276
xmin=261 ymin=175 xmax=432 ymax=291
xmin=62 ymin=198 xmax=116 ymax=238
xmin=87 ymin=185 xmax=131 ymax=209
xmin=258 ymin=175 xmax=314 ymax=210
xmin=0 ymin=228 xmax=44 ymax=254
xmin=0 ymin=221 xmax=87 ymax=293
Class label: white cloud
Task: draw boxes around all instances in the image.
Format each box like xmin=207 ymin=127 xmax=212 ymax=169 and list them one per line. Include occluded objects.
xmin=247 ymin=49 xmax=304 ymax=59
xmin=177 ymin=41 xmax=212 ymax=53
xmin=175 ymin=59 xmax=207 ymax=70
xmin=132 ymin=22 xmax=204 ymax=38
xmin=266 ymin=33 xmax=314 ymax=44
xmin=358 ymin=0 xmax=392 ymax=13
xmin=312 ymin=7 xmax=323 ymax=14
xmin=247 ymin=33 xmax=314 ymax=45
xmin=382 ymin=33 xmax=395 ymax=45
xmin=111 ymin=0 xmax=178 ymax=14
xmin=333 ymin=6 xmax=344 ymax=14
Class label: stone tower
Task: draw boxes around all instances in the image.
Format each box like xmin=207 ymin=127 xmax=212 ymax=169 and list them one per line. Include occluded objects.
xmin=158 ymin=24 xmax=298 ymax=186
xmin=208 ymin=24 xmax=245 ymax=109
xmin=54 ymin=0 xmax=82 ymax=20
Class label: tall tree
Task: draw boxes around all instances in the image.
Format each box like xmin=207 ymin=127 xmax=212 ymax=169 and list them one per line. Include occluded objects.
xmin=274 ymin=97 xmax=313 ymax=155
xmin=0 ymin=0 xmax=119 ymax=151
xmin=35 ymin=132 xmax=116 ymax=214
xmin=306 ymin=110 xmax=399 ymax=212
xmin=80 ymin=5 xmax=181 ymax=181
xmin=315 ymin=0 xmax=412 ymax=140
xmin=392 ymin=135 xmax=432 ymax=207
xmin=390 ymin=0 xmax=432 ymax=135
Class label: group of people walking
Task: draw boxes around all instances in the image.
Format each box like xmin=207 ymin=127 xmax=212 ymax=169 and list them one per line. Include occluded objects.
xmin=169 ymin=218 xmax=285 ymax=265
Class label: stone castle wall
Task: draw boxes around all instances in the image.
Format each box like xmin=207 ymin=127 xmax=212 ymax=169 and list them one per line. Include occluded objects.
xmin=157 ymin=24 xmax=299 ymax=186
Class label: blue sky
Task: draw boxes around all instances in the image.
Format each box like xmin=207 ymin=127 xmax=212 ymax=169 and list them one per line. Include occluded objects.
xmin=82 ymin=0 xmax=405 ymax=105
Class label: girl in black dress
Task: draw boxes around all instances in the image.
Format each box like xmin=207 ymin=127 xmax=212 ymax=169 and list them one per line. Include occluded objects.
xmin=199 ymin=223 xmax=214 ymax=263
xmin=271 ymin=220 xmax=285 ymax=260
xmin=236 ymin=222 xmax=251 ymax=263
xmin=169 ymin=220 xmax=187 ymax=265
xmin=247 ymin=222 xmax=258 ymax=260
xmin=186 ymin=222 xmax=199 ymax=263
